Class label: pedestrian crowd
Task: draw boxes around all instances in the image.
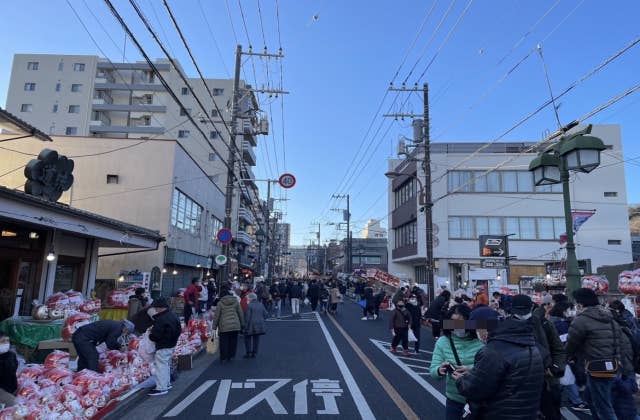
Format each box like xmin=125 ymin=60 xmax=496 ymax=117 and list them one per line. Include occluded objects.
xmin=424 ymin=286 xmax=640 ymax=420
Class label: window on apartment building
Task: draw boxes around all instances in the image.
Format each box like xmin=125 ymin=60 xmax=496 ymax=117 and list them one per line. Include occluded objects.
xmin=210 ymin=215 xmax=223 ymax=239
xmin=65 ymin=127 xmax=78 ymax=135
xmin=447 ymin=170 xmax=551 ymax=194
xmin=211 ymin=109 xmax=220 ymax=118
xmin=209 ymin=131 xmax=218 ymax=140
xmin=106 ymin=174 xmax=119 ymax=184
xmin=71 ymin=84 xmax=82 ymax=92
xmin=178 ymin=130 xmax=190 ymax=138
xmin=208 ymin=153 xmax=218 ymax=161
xmin=73 ymin=63 xmax=85 ymax=72
xmin=604 ymin=191 xmax=618 ymax=197
xmin=20 ymin=104 xmax=32 ymax=112
xmin=393 ymin=178 xmax=417 ymax=208
xmin=24 ymin=83 xmax=36 ymax=91
xmin=58 ymin=62 xmax=64 ymax=71
xmin=68 ymin=105 xmax=80 ymax=113
xmin=27 ymin=62 xmax=39 ymax=71
xmin=52 ymin=104 xmax=58 ymax=113
xmin=212 ymin=88 xmax=224 ymax=96
xmin=180 ymin=108 xmax=191 ymax=116
xmin=608 ymin=239 xmax=622 ymax=245
xmin=448 ymin=216 xmax=566 ymax=240
xmin=55 ymin=83 xmax=61 ymax=92
xmin=170 ymin=189 xmax=202 ymax=234
xmin=394 ymin=220 xmax=417 ymax=248
xmin=181 ymin=87 xmax=189 ymax=95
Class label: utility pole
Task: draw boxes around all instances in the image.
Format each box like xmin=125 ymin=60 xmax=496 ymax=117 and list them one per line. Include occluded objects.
xmin=221 ymin=45 xmax=288 ymax=285
xmin=385 ymin=82 xmax=435 ymax=294
xmin=331 ymin=194 xmax=351 ymax=275
xmin=264 ymin=180 xmax=272 ymax=282
xmin=221 ymin=45 xmax=242 ymax=285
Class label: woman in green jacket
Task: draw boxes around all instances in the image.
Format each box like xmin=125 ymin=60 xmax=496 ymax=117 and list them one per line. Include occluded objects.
xmin=429 ymin=304 xmax=484 ymax=420
xmin=213 ymin=285 xmax=244 ymax=363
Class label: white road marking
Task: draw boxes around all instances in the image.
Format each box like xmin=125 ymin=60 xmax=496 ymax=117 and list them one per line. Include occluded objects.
xmin=316 ymin=312 xmax=375 ymax=420
xmin=211 ymin=379 xmax=232 ymax=415
xmin=370 ymin=339 xmax=446 ymax=406
xmin=396 ymin=356 xmax=430 ymax=363
xmin=293 ymin=380 xmax=308 ymax=414
xmin=560 ymin=407 xmax=582 ymax=420
xmin=164 ymin=380 xmax=217 ymax=417
xmin=375 ymin=340 xmax=432 ymax=354
xmin=404 ymin=364 xmax=430 ymax=370
xmin=228 ymin=379 xmax=290 ymax=415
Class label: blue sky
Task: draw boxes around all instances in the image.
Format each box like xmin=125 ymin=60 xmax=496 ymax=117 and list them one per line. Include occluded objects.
xmin=1 ymin=0 xmax=639 ymax=245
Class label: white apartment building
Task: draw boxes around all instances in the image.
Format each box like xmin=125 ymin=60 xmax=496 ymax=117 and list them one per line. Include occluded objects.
xmin=4 ymin=53 xmax=265 ymax=278
xmin=361 ymin=219 xmax=387 ymax=239
xmin=387 ymin=124 xmax=633 ymax=298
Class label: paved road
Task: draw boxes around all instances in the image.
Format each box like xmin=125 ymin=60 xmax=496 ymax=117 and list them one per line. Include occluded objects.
xmin=117 ymin=298 xmax=590 ymax=419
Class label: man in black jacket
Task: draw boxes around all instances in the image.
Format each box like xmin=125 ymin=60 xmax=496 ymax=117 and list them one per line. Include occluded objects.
xmin=566 ymin=288 xmax=632 ymax=419
xmin=511 ymin=295 xmax=566 ymax=420
xmin=455 ymin=314 xmax=544 ymax=419
xmin=426 ymin=289 xmax=451 ymax=339
xmin=72 ymin=319 xmax=134 ymax=372
xmin=147 ymin=297 xmax=181 ymax=396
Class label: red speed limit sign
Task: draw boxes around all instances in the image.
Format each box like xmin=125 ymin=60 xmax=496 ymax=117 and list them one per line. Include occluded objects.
xmin=278 ymin=173 xmax=296 ymax=189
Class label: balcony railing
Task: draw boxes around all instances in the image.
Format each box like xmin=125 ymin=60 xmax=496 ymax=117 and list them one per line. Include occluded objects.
xmin=239 ymin=207 xmax=255 ymax=226
xmin=242 ymin=141 xmax=256 ymax=166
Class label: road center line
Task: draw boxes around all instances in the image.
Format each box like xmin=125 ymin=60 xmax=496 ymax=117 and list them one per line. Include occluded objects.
xmin=323 ymin=314 xmax=420 ymax=420
xmin=370 ymin=339 xmax=447 ymax=406
xmin=315 ymin=312 xmax=376 ymax=420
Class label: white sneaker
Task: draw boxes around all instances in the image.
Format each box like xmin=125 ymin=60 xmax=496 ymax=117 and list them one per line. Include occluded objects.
xmin=361 ymin=316 xmax=368 ymax=320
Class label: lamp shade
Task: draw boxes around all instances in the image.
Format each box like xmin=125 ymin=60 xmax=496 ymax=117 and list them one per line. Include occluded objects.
xmin=558 ymin=134 xmax=606 ymax=173
xmin=255 ymin=228 xmax=266 ymax=242
xmin=529 ymin=153 xmax=561 ymax=186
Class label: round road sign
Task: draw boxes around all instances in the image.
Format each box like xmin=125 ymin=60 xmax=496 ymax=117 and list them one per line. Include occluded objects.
xmin=278 ymin=173 xmax=296 ymax=189
xmin=215 ymin=255 xmax=228 ymax=266
xmin=217 ymin=228 xmax=233 ymax=245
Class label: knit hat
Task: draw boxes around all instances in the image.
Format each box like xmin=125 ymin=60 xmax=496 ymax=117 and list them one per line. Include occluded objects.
xmin=121 ymin=319 xmax=134 ymax=332
xmin=541 ymin=294 xmax=553 ymax=305
xmin=573 ymin=288 xmax=599 ymax=307
xmin=510 ymin=294 xmax=533 ymax=316
xmin=470 ymin=306 xmax=500 ymax=321
xmin=151 ymin=297 xmax=170 ymax=308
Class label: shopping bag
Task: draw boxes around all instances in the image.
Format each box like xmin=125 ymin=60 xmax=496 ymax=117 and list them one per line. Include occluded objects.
xmin=358 ymin=299 xmax=367 ymax=308
xmin=303 ymin=298 xmax=310 ymax=306
xmin=207 ymin=330 xmax=219 ymax=354
xmin=408 ymin=329 xmax=418 ymax=342
xmin=559 ymin=364 xmax=576 ymax=386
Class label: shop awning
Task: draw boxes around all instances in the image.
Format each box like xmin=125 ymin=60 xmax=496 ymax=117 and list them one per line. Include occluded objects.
xmin=0 ymin=186 xmax=163 ymax=248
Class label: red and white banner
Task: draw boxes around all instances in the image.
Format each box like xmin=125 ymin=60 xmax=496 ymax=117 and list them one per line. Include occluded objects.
xmin=366 ymin=269 xmax=401 ymax=288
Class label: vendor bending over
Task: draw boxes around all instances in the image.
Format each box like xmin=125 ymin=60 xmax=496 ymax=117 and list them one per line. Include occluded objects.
xmin=72 ymin=319 xmax=134 ymax=372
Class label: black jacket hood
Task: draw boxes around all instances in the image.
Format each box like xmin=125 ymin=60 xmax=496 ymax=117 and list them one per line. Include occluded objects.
xmin=489 ymin=317 xmax=536 ymax=347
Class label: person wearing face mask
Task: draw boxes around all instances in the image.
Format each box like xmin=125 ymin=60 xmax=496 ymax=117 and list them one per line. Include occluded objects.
xmin=406 ymin=294 xmax=423 ymax=354
xmin=388 ymin=298 xmax=412 ymax=356
xmin=72 ymin=319 xmax=135 ymax=372
xmin=183 ymin=278 xmax=201 ymax=324
xmin=430 ymin=305 xmax=484 ymax=419
xmin=0 ymin=333 xmax=17 ymax=408
xmin=198 ymin=280 xmax=209 ymax=313
xmin=455 ymin=300 xmax=544 ymax=420
xmin=146 ymin=298 xmax=181 ymax=396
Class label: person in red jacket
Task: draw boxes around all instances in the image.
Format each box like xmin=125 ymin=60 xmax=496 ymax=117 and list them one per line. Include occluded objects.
xmin=183 ymin=278 xmax=200 ymax=323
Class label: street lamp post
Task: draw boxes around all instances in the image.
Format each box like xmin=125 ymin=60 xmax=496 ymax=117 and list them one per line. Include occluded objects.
xmin=529 ymin=124 xmax=606 ymax=298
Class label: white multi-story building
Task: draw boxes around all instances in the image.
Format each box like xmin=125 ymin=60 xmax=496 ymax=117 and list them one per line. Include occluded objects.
xmin=4 ymin=53 xmax=265 ymax=278
xmin=361 ymin=219 xmax=386 ymax=239
xmin=387 ymin=124 xmax=633 ymax=298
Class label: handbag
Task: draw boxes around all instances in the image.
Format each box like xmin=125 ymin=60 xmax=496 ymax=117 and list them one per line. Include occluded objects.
xmin=560 ymin=364 xmax=576 ymax=386
xmin=207 ymin=330 xmax=219 ymax=354
xmin=586 ymin=321 xmax=620 ymax=378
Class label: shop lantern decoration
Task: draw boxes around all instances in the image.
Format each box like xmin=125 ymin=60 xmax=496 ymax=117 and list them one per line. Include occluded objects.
xmin=24 ymin=149 xmax=75 ymax=202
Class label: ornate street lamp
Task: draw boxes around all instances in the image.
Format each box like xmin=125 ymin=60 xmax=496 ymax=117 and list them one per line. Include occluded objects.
xmin=529 ymin=124 xmax=606 ymax=298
